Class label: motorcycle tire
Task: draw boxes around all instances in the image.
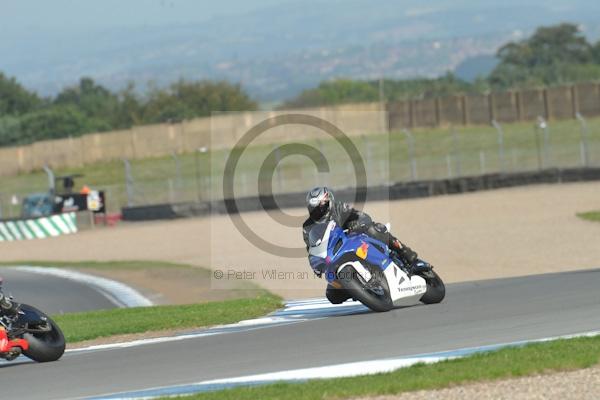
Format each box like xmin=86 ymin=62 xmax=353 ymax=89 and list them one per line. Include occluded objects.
xmin=417 ymin=270 xmax=446 ymax=304
xmin=19 ymin=304 xmax=66 ymax=362
xmin=338 ymin=265 xmax=393 ymax=312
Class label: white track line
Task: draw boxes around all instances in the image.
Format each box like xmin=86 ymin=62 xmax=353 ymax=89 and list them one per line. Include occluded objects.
xmin=92 ymin=329 xmax=600 ymax=400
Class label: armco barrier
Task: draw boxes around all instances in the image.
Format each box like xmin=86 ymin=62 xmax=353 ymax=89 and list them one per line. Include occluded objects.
xmin=121 ymin=167 xmax=600 ymax=221
xmin=0 ymin=212 xmax=78 ymax=241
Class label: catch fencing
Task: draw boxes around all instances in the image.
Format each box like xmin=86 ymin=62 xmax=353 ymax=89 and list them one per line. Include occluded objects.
xmin=115 ymin=114 xmax=600 ymax=213
xmin=1 ymin=114 xmax=599 ymax=215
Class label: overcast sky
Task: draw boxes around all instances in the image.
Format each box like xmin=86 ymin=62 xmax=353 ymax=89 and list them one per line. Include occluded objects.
xmin=0 ymin=0 xmax=294 ymax=32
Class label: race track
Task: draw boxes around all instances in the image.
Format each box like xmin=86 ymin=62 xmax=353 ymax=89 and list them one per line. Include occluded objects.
xmin=0 ymin=269 xmax=117 ymax=314
xmin=2 ymin=268 xmax=600 ymax=399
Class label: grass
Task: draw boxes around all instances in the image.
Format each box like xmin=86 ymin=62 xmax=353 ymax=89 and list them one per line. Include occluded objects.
xmin=53 ymin=292 xmax=281 ymax=343
xmin=577 ymin=210 xmax=600 ymax=222
xmin=1 ymin=116 xmax=599 ymax=215
xmin=163 ymin=335 xmax=600 ymax=400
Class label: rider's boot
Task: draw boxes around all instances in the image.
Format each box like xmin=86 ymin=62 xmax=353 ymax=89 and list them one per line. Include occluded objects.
xmin=0 ymin=327 xmax=25 ymax=360
xmin=390 ymin=239 xmax=418 ymax=274
xmin=326 ymin=284 xmax=352 ymax=304
xmin=366 ymin=223 xmax=419 ymax=274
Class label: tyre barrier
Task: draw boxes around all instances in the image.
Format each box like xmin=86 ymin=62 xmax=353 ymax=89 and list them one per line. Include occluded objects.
xmin=0 ymin=212 xmax=78 ymax=241
xmin=122 ymin=167 xmax=600 ymax=221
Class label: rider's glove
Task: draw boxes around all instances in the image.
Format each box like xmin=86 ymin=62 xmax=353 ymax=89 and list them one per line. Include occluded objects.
xmin=313 ymin=263 xmax=326 ymax=278
xmin=400 ymin=246 xmax=418 ymax=266
xmin=0 ymin=293 xmax=18 ymax=316
xmin=347 ymin=220 xmax=368 ymax=233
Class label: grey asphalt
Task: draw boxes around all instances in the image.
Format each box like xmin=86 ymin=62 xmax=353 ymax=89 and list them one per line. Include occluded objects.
xmin=1 ymin=269 xmax=599 ymax=400
xmin=0 ymin=269 xmax=117 ymax=314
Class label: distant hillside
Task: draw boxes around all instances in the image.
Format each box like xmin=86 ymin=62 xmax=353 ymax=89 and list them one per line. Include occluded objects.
xmin=1 ymin=0 xmax=600 ymax=101
xmin=454 ymin=55 xmax=499 ymax=82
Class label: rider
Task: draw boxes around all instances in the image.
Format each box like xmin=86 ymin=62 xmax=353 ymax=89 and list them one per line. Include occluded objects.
xmin=302 ymin=187 xmax=418 ymax=302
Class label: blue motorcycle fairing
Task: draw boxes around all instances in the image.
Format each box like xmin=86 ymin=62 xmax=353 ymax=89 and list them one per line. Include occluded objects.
xmin=308 ymin=222 xmax=395 ymax=284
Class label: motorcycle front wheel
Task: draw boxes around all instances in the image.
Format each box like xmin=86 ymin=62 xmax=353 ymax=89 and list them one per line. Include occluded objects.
xmin=417 ymin=270 xmax=446 ymax=304
xmin=338 ymin=265 xmax=393 ymax=312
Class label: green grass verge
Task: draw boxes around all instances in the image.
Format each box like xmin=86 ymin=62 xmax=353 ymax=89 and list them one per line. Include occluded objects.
xmin=0 ymin=260 xmax=281 ymax=343
xmin=165 ymin=335 xmax=600 ymax=400
xmin=577 ymin=210 xmax=600 ymax=222
xmin=54 ymin=292 xmax=281 ymax=343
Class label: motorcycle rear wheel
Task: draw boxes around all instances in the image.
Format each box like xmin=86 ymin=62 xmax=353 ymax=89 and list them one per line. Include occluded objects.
xmin=19 ymin=304 xmax=66 ymax=362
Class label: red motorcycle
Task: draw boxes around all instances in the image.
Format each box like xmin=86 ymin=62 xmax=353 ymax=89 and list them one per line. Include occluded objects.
xmin=0 ymin=279 xmax=65 ymax=362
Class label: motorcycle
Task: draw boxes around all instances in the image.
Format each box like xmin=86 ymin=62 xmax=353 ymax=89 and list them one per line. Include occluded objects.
xmin=0 ymin=278 xmax=66 ymax=362
xmin=308 ymin=220 xmax=445 ymax=312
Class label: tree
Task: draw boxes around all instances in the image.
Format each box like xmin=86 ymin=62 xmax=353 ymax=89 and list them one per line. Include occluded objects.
xmin=495 ymin=24 xmax=592 ymax=69
xmin=142 ymin=80 xmax=257 ymax=123
xmin=0 ymin=71 xmax=261 ymax=146
xmin=528 ymin=24 xmax=592 ymax=66
xmin=0 ymin=72 xmax=41 ymax=116
xmin=281 ymin=74 xmax=479 ymax=108
xmin=54 ymin=77 xmax=119 ymax=129
xmin=282 ymin=80 xmax=379 ymax=108
xmin=489 ymin=23 xmax=598 ymax=89
xmin=112 ymin=82 xmax=143 ymax=128
xmin=0 ymin=115 xmax=22 ymax=146
xmin=382 ymin=73 xmax=477 ymax=101
xmin=17 ymin=106 xmax=110 ymax=144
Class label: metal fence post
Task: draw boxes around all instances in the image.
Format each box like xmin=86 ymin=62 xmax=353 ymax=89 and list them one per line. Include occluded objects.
xmin=123 ymin=159 xmax=135 ymax=207
xmin=533 ymin=119 xmax=543 ymax=170
xmin=576 ymin=112 xmax=590 ymax=167
xmin=274 ymin=144 xmax=283 ymax=194
xmin=451 ymin=127 xmax=462 ymax=177
xmin=172 ymin=152 xmax=183 ymax=200
xmin=43 ymin=165 xmax=56 ymax=194
xmin=537 ymin=116 xmax=551 ymax=168
xmin=194 ymin=147 xmax=208 ymax=202
xmin=479 ymin=151 xmax=486 ymax=175
xmin=402 ymin=129 xmax=418 ymax=181
xmin=491 ymin=120 xmax=505 ymax=173
xmin=167 ymin=179 xmax=175 ymax=204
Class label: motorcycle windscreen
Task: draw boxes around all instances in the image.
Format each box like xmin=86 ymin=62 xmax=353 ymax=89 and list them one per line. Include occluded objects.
xmin=308 ymin=220 xmax=336 ymax=258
